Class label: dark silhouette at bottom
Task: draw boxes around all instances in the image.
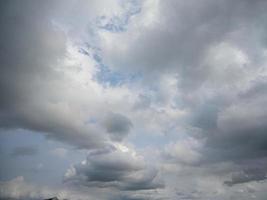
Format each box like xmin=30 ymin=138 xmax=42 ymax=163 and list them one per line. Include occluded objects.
xmin=44 ymin=197 xmax=59 ymax=200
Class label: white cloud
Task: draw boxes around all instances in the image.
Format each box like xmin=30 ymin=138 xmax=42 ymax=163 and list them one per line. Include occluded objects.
xmin=163 ymin=138 xmax=202 ymax=165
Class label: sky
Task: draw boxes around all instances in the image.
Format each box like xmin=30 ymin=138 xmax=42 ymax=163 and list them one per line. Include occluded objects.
xmin=0 ymin=0 xmax=267 ymax=199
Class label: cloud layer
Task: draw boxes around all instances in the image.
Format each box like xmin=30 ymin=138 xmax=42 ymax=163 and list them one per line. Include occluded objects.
xmin=1 ymin=0 xmax=267 ymax=200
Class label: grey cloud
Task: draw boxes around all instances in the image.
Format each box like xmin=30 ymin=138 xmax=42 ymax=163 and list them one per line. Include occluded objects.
xmin=64 ymin=145 xmax=164 ymax=191
xmin=99 ymin=0 xmax=267 ymax=169
xmin=86 ymin=0 xmax=267 ymax=197
xmin=0 ymin=1 xmax=107 ymax=149
xmin=224 ymin=159 xmax=267 ymax=186
xmin=203 ymin=80 xmax=267 ymax=162
xmin=102 ymin=0 xmax=267 ymax=86
xmin=115 ymin=192 xmax=167 ymax=200
xmin=2 ymin=0 xmax=267 ymax=199
xmin=0 ymin=176 xmax=51 ymax=200
xmin=225 ymin=169 xmax=267 ymax=186
xmin=104 ymin=113 xmax=133 ymax=141
xmin=11 ymin=146 xmax=38 ymax=157
xmin=0 ymin=175 xmax=165 ymax=200
xmin=133 ymin=94 xmax=151 ymax=110
xmin=0 ymin=176 xmax=105 ymax=200
xmin=162 ymin=139 xmax=201 ymax=166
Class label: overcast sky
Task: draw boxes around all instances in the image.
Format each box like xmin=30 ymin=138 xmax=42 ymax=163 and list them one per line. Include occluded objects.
xmin=1 ymin=0 xmax=267 ymax=199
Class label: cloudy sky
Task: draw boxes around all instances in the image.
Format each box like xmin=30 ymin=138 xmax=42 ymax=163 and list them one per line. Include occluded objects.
xmin=1 ymin=0 xmax=267 ymax=199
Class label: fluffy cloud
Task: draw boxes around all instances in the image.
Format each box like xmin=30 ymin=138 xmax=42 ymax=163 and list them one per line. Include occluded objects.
xmin=64 ymin=144 xmax=164 ymax=191
xmin=0 ymin=0 xmax=136 ymax=149
xmin=100 ymin=0 xmax=267 ymax=78
xmin=1 ymin=0 xmax=267 ymax=199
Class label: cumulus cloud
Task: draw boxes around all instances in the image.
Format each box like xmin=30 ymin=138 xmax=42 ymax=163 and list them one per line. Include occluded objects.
xmin=1 ymin=0 xmax=267 ymax=199
xmin=0 ymin=0 xmax=135 ymax=149
xmin=100 ymin=0 xmax=267 ymax=79
xmin=0 ymin=0 xmax=94 ymax=148
xmin=97 ymin=0 xmax=267 ymax=174
xmin=64 ymin=144 xmax=164 ymax=191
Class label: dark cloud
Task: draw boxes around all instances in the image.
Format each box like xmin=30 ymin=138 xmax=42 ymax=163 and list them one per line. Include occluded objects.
xmin=0 ymin=0 xmax=107 ymax=149
xmin=224 ymin=158 xmax=267 ymax=186
xmin=200 ymin=80 xmax=267 ymax=163
xmin=104 ymin=113 xmax=133 ymax=141
xmin=11 ymin=146 xmax=38 ymax=157
xmin=225 ymin=169 xmax=267 ymax=186
xmin=64 ymin=145 xmax=164 ymax=191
